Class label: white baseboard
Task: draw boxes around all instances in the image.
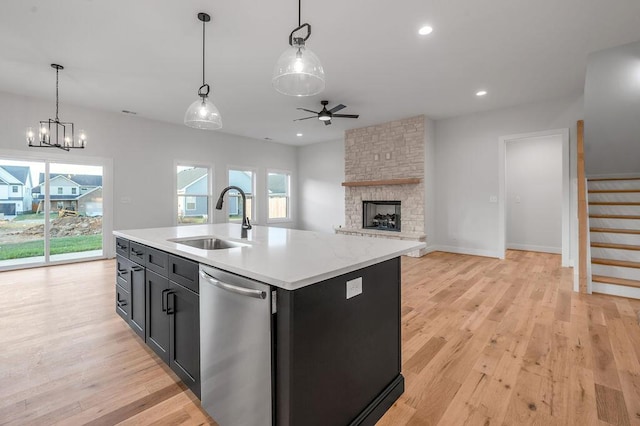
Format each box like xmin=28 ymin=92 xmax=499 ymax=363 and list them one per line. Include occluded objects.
xmin=586 ymin=172 xmax=640 ymax=179
xmin=591 ymin=282 xmax=640 ymax=299
xmin=506 ymin=243 xmax=562 ymax=254
xmin=432 ymin=245 xmax=501 ymax=259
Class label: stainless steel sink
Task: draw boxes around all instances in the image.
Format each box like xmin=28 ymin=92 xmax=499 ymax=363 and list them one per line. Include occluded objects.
xmin=169 ymin=237 xmax=248 ymax=250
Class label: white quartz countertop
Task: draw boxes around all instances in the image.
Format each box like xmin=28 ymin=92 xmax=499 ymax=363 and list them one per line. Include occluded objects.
xmin=113 ymin=224 xmax=425 ymax=290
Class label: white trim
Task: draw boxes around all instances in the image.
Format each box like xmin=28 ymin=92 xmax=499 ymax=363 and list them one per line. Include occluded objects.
xmin=498 ymin=128 xmax=572 ymax=267
xmin=506 ymin=243 xmax=562 ymax=254
xmin=591 ymin=282 xmax=640 ymax=299
xmin=433 ymin=245 xmax=501 ymax=259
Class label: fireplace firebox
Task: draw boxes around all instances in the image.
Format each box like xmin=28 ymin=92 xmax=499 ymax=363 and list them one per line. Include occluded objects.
xmin=362 ymin=201 xmax=401 ymax=232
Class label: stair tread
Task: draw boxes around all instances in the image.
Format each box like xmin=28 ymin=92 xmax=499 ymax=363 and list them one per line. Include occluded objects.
xmin=588 ymin=177 xmax=640 ymax=181
xmin=588 ymin=189 xmax=640 ymax=193
xmin=591 ymin=242 xmax=640 ymax=251
xmin=592 ymin=258 xmax=640 ymax=269
xmin=589 ymin=214 xmax=640 ymax=219
xmin=589 ymin=202 xmax=640 ymax=206
xmin=590 ymin=228 xmax=640 ymax=235
xmin=592 ymin=275 xmax=640 ymax=288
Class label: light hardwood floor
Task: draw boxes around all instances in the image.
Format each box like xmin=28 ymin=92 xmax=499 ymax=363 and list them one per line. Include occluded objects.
xmin=1 ymin=251 xmax=640 ymax=425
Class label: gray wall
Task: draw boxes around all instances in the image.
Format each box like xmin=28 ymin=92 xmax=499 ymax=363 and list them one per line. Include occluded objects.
xmin=435 ymin=94 xmax=582 ymax=258
xmin=297 ymin=139 xmax=344 ymax=233
xmin=506 ymin=135 xmax=563 ymax=253
xmin=0 ymin=90 xmax=299 ymax=252
xmin=584 ymin=40 xmax=640 ymax=176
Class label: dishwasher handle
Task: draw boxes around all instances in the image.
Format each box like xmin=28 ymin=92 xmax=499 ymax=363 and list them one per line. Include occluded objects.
xmin=200 ymin=270 xmax=267 ymax=300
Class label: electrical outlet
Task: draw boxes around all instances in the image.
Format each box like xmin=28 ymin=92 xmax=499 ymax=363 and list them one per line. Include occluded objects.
xmin=346 ymin=277 xmax=363 ymax=299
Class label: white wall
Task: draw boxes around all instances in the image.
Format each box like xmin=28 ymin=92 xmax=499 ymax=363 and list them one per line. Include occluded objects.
xmin=0 ymin=90 xmax=299 ymax=255
xmin=434 ymin=94 xmax=583 ymax=258
xmin=584 ymin=39 xmax=640 ymax=176
xmin=506 ymin=135 xmax=563 ymax=253
xmin=297 ymin=139 xmax=344 ymax=233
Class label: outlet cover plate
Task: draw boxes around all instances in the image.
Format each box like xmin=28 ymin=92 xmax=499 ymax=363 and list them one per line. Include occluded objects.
xmin=346 ymin=277 xmax=363 ymax=299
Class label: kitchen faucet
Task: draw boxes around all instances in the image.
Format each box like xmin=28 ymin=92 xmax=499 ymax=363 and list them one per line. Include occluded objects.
xmin=215 ymin=186 xmax=252 ymax=238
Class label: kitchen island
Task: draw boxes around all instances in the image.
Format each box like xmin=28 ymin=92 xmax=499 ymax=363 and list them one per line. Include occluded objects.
xmin=113 ymin=224 xmax=424 ymax=426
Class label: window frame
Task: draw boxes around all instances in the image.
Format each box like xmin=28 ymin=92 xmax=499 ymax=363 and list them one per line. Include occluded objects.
xmin=175 ymin=161 xmax=214 ymax=226
xmin=226 ymin=166 xmax=257 ymax=224
xmin=266 ymin=169 xmax=292 ymax=223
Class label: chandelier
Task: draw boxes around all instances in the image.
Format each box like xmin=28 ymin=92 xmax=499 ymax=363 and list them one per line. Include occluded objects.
xmin=27 ymin=64 xmax=86 ymax=151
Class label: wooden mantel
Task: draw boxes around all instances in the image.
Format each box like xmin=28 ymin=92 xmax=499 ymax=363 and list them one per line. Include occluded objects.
xmin=341 ymin=178 xmax=422 ymax=187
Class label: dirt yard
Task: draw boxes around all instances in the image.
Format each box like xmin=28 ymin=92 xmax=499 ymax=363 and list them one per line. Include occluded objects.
xmin=0 ymin=216 xmax=102 ymax=244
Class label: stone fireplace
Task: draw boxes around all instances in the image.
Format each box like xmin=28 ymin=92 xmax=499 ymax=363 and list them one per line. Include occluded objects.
xmin=335 ymin=115 xmax=427 ymax=257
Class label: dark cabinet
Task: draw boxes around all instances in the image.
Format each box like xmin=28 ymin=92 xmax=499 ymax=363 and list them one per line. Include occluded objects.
xmin=116 ymin=237 xmax=200 ymax=399
xmin=169 ymin=280 xmax=200 ymax=399
xmin=115 ymin=245 xmax=146 ymax=340
xmin=146 ymin=270 xmax=170 ymax=363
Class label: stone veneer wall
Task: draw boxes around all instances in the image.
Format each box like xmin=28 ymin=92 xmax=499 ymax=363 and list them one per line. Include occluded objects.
xmin=344 ymin=115 xmax=425 ymax=234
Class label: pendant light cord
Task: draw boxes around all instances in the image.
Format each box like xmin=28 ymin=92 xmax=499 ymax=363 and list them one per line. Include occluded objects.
xmin=202 ymin=18 xmax=206 ymax=87
xmin=55 ymin=66 xmax=59 ymax=121
xmin=298 ymin=0 xmax=301 ymax=27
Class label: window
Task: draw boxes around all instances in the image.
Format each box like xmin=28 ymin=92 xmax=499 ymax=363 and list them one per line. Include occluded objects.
xmin=176 ymin=165 xmax=211 ymax=225
xmin=57 ymin=187 xmax=63 ymax=195
xmin=268 ymin=171 xmax=291 ymax=221
xmin=11 ymin=186 xmax=18 ymax=193
xmin=186 ymin=197 xmax=196 ymax=211
xmin=227 ymin=169 xmax=255 ymax=222
xmin=71 ymin=187 xmax=77 ymax=195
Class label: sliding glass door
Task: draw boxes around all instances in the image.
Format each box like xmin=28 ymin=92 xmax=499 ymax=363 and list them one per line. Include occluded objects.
xmin=0 ymin=156 xmax=105 ymax=269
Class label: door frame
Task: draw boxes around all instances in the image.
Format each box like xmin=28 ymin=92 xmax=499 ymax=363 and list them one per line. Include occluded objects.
xmin=497 ymin=128 xmax=572 ymax=267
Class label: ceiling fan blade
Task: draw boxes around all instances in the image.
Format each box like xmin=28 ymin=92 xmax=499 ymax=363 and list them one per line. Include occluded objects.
xmin=297 ymin=108 xmax=320 ymax=114
xmin=324 ymin=120 xmax=332 ymax=126
xmin=332 ymin=114 xmax=360 ymax=119
xmin=293 ymin=116 xmax=317 ymax=121
xmin=328 ymin=104 xmax=346 ymax=113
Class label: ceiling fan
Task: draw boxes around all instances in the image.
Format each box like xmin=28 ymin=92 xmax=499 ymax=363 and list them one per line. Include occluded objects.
xmin=294 ymin=100 xmax=359 ymax=125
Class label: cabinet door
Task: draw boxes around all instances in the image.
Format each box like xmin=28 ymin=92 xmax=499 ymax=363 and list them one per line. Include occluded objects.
xmin=146 ymin=270 xmax=170 ymax=363
xmin=129 ymin=264 xmax=146 ymax=340
xmin=168 ymin=282 xmax=200 ymax=399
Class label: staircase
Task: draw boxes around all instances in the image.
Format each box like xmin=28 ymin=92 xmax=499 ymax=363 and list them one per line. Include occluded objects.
xmin=588 ymin=177 xmax=640 ymax=298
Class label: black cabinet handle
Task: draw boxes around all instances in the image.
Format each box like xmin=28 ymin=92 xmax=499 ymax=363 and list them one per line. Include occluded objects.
xmin=116 ymin=299 xmax=127 ymax=307
xmin=166 ymin=291 xmax=176 ymax=315
xmin=117 ymin=243 xmax=127 ymax=250
xmin=161 ymin=289 xmax=170 ymax=313
xmin=131 ymin=249 xmax=143 ymax=256
xmin=131 ymin=265 xmax=143 ymax=272
xmin=117 ymin=268 xmax=128 ymax=277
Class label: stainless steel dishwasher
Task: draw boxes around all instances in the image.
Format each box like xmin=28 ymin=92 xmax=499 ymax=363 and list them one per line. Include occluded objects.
xmin=199 ymin=264 xmax=273 ymax=426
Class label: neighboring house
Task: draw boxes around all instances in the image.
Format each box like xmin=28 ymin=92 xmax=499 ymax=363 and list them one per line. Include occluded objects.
xmin=228 ymin=171 xmax=253 ymax=216
xmin=32 ymin=173 xmax=103 ymax=215
xmin=177 ymin=168 xmax=208 ymax=217
xmin=0 ymin=165 xmax=33 ymax=215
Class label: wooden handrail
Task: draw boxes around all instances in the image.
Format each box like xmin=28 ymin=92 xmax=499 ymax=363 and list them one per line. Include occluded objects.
xmin=577 ymin=120 xmax=588 ymax=294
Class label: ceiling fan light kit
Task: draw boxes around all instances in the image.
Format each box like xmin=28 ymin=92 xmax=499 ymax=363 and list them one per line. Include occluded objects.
xmin=295 ymin=100 xmax=359 ymax=126
xmin=27 ymin=64 xmax=87 ymax=151
xmin=272 ymin=0 xmax=325 ymax=96
xmin=184 ymin=12 xmax=222 ymax=130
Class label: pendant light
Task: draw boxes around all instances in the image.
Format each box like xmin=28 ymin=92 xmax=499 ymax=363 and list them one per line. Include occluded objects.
xmin=27 ymin=64 xmax=87 ymax=151
xmin=184 ymin=12 xmax=222 ymax=130
xmin=272 ymin=0 xmax=325 ymax=97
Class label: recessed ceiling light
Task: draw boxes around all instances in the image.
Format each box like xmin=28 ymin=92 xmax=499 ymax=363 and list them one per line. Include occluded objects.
xmin=296 ymin=133 xmax=303 ymax=137
xmin=476 ymin=90 xmax=488 ymax=97
xmin=418 ymin=26 xmax=433 ymax=35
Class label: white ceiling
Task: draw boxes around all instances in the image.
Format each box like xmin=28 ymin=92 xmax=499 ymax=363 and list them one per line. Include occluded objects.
xmin=1 ymin=0 xmax=640 ymax=146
